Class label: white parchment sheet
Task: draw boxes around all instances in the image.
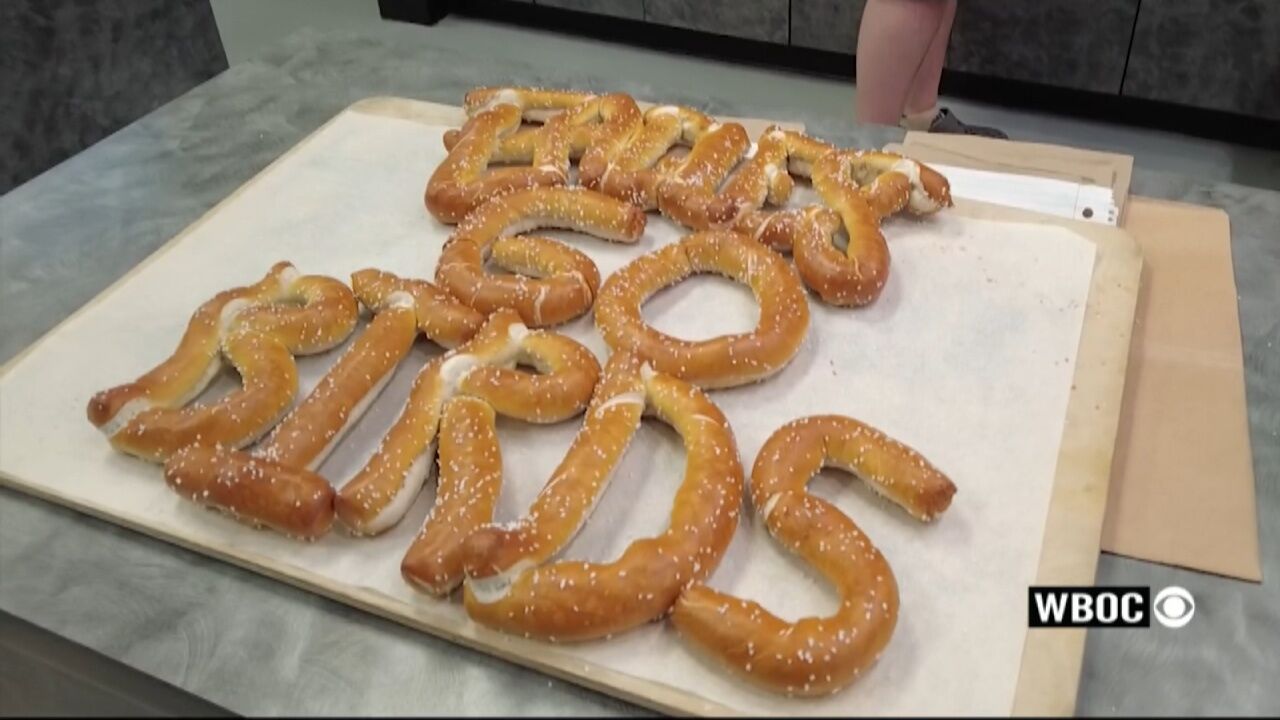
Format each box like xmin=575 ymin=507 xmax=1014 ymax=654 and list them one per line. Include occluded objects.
xmin=0 ymin=112 xmax=1096 ymax=716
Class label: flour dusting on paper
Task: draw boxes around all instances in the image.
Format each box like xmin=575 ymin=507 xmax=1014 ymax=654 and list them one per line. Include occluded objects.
xmin=0 ymin=112 xmax=1096 ymax=716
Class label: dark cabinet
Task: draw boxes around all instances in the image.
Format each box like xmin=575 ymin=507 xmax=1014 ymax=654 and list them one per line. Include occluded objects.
xmin=458 ymin=0 xmax=1280 ymax=125
xmin=644 ymin=0 xmax=789 ymax=44
xmin=791 ymin=0 xmax=866 ymax=54
xmin=946 ymin=0 xmax=1138 ymax=94
xmin=1123 ymin=0 xmax=1280 ymax=120
xmin=790 ymin=0 xmax=1137 ymax=94
xmin=537 ymin=0 xmax=642 ymax=20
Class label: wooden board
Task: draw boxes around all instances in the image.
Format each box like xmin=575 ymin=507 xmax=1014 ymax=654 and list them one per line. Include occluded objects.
xmin=0 ymin=97 xmax=1141 ymax=716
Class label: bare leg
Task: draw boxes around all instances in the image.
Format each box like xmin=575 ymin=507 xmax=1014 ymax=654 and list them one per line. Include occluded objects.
xmin=854 ymin=0 xmax=949 ymax=125
xmin=903 ymin=0 xmax=957 ymax=119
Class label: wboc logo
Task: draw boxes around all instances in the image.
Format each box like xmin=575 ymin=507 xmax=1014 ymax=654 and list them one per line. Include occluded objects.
xmin=1028 ymin=585 xmax=1196 ymax=628
xmin=1152 ymin=586 xmax=1195 ymax=628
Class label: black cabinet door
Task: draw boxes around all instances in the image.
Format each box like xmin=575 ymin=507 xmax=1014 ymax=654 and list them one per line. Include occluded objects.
xmin=1123 ymin=0 xmax=1280 ymax=119
xmin=791 ymin=0 xmax=866 ymax=54
xmin=537 ymin=0 xmax=643 ymax=20
xmin=790 ymin=0 xmax=1137 ymax=95
xmin=946 ymin=0 xmax=1138 ymax=94
xmin=644 ymin=0 xmax=789 ymax=44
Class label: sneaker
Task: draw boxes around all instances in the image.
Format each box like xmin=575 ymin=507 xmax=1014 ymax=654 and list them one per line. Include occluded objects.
xmin=928 ymin=108 xmax=1009 ymax=139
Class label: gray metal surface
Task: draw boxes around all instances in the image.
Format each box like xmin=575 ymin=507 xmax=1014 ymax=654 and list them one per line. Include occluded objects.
xmin=0 ymin=23 xmax=1276 ymax=716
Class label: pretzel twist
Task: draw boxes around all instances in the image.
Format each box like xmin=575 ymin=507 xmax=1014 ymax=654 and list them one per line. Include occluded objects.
xmin=87 ymin=262 xmax=358 ymax=463
xmin=461 ymin=354 xmax=744 ymax=642
xmin=350 ymin=268 xmax=484 ymax=348
xmin=436 ymin=186 xmax=645 ymax=327
xmin=580 ymin=105 xmax=749 ymax=211
xmin=161 ymin=269 xmax=490 ymax=540
xmin=447 ymin=89 xmax=643 ymax=167
xmin=334 ymin=309 xmax=599 ymax=551
xmin=595 ymin=230 xmax=810 ymax=388
xmin=426 ymin=102 xmax=577 ymax=224
xmin=671 ymin=415 xmax=956 ymax=696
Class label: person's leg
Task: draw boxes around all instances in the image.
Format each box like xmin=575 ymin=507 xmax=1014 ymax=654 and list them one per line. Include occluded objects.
xmin=894 ymin=0 xmax=1009 ymax=138
xmin=854 ymin=0 xmax=948 ymax=125
xmin=901 ymin=0 xmax=956 ymax=123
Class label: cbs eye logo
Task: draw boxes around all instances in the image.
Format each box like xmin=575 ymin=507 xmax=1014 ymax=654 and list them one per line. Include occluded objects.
xmin=1153 ymin=586 xmax=1195 ymax=628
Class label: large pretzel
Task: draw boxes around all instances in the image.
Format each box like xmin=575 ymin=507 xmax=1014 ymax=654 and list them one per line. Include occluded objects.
xmin=426 ymin=102 xmax=575 ymax=224
xmin=87 ymin=262 xmax=358 ymax=463
xmin=658 ymin=125 xmax=953 ymax=307
xmin=445 ymin=88 xmax=643 ymax=166
xmin=671 ymin=415 xmax=956 ymax=696
xmin=657 ymin=126 xmax=829 ymax=233
xmin=335 ymin=309 xmax=599 ymax=547
xmin=162 ymin=270 xmax=483 ymax=539
xmin=435 ymin=186 xmax=646 ymax=327
xmin=461 ymin=352 xmax=744 ymax=642
xmin=594 ymin=230 xmax=810 ymax=388
xmin=582 ymin=105 xmax=749 ymax=211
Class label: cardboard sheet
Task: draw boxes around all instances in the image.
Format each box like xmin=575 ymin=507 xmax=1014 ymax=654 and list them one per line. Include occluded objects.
xmin=1103 ymin=198 xmax=1261 ymax=580
xmin=0 ymin=111 xmax=1100 ymax=714
xmin=893 ymin=135 xmax=1260 ymax=581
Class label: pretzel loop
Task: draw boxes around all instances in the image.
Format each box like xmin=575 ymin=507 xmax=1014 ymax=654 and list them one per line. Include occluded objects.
xmin=671 ymin=415 xmax=956 ymax=696
xmin=162 ymin=270 xmax=487 ymax=539
xmin=335 ymin=309 xmax=600 ymax=551
xmin=436 ymin=186 xmax=646 ymax=327
xmin=87 ymin=262 xmax=358 ymax=463
xmin=595 ymin=230 xmax=810 ymax=388
xmin=461 ymin=353 xmax=744 ymax=642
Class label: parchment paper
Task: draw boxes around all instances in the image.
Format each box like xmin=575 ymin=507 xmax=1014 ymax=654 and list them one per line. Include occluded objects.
xmin=0 ymin=112 xmax=1096 ymax=715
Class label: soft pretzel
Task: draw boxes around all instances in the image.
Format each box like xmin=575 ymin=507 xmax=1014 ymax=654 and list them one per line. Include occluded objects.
xmin=671 ymin=415 xmax=956 ymax=696
xmin=87 ymin=262 xmax=358 ymax=463
xmin=649 ymin=124 xmax=953 ymax=307
xmin=350 ymin=268 xmax=483 ymax=349
xmin=462 ymin=354 xmax=744 ymax=642
xmin=400 ymin=395 xmax=504 ymax=595
xmin=594 ymin=230 xmax=810 ymax=388
xmin=659 ymin=126 xmax=831 ymax=231
xmin=582 ymin=105 xmax=749 ymax=210
xmin=163 ymin=291 xmax=421 ymax=539
xmin=425 ymin=102 xmax=576 ymax=224
xmin=784 ymin=150 xmax=904 ymax=307
xmin=335 ymin=309 xmax=600 ymax=540
xmin=436 ymin=186 xmax=645 ymax=327
xmin=447 ymin=89 xmax=643 ymax=166
xmin=461 ymin=351 xmax=645 ymax=582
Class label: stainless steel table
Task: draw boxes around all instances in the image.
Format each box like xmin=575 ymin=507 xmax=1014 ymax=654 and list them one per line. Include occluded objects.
xmin=1 ymin=23 xmax=1276 ymax=716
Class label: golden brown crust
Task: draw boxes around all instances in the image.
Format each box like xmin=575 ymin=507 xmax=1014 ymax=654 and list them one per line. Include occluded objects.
xmin=161 ymin=294 xmax=420 ymax=538
xmin=462 ymin=357 xmax=744 ymax=642
xmin=461 ymin=352 xmax=645 ymax=579
xmin=350 ymin=268 xmax=483 ymax=349
xmin=581 ymin=105 xmax=744 ymax=211
xmin=164 ymin=445 xmax=335 ymax=540
xmin=436 ymin=186 xmax=645 ymax=327
xmin=402 ymin=396 xmax=503 ymax=595
xmin=425 ymin=103 xmax=570 ymax=224
xmin=88 ymin=262 xmax=358 ymax=463
xmin=594 ymin=230 xmax=810 ymax=388
xmin=334 ymin=310 xmax=599 ymax=536
xmin=671 ymin=415 xmax=956 ymax=696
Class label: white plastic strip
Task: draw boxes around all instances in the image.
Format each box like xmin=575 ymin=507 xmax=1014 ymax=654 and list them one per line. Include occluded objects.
xmin=927 ymin=162 xmax=1119 ymax=226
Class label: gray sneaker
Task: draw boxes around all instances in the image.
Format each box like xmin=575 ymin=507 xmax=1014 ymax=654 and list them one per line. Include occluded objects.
xmin=928 ymin=108 xmax=1008 ymax=139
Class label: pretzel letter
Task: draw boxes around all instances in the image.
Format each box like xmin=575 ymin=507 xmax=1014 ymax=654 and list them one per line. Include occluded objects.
xmin=436 ymin=186 xmax=645 ymax=327
xmin=87 ymin=262 xmax=358 ymax=463
xmin=594 ymin=230 xmax=809 ymax=388
xmin=335 ymin=309 xmax=599 ymax=549
xmin=462 ymin=353 xmax=744 ymax=642
xmin=162 ymin=270 xmax=487 ymax=539
xmin=671 ymin=415 xmax=956 ymax=696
